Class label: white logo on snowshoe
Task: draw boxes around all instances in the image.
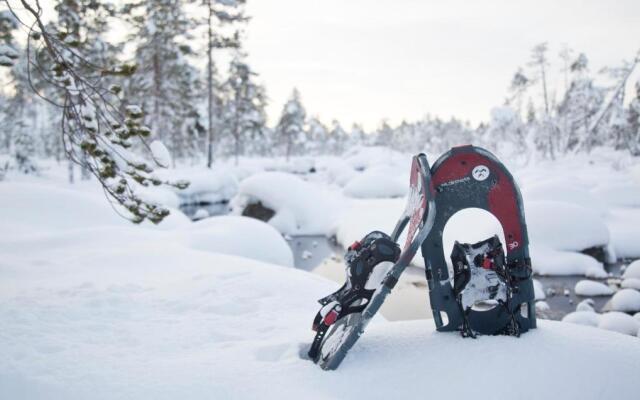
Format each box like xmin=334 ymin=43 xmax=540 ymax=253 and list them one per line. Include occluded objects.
xmin=472 ymin=165 xmax=490 ymax=181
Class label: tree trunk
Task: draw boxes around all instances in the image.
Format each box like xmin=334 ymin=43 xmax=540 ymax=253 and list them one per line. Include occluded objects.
xmin=206 ymin=0 xmax=215 ymax=168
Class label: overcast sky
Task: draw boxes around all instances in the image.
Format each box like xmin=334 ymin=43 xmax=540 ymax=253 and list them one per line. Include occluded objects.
xmin=244 ymin=0 xmax=640 ymax=130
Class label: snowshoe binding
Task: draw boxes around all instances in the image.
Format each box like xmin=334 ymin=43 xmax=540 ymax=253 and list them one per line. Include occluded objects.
xmin=307 ymin=153 xmax=436 ymax=370
xmin=451 ymin=235 xmax=520 ymax=338
xmin=422 ymin=145 xmax=536 ymax=336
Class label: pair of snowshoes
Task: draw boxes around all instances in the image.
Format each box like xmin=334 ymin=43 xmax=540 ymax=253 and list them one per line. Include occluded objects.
xmin=307 ymin=145 xmax=536 ymax=370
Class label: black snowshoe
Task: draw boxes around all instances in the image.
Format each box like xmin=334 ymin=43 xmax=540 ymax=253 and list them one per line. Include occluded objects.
xmin=307 ymin=153 xmax=435 ymax=370
xmin=422 ymin=145 xmax=535 ymax=337
xmin=307 ymin=145 xmax=536 ymax=370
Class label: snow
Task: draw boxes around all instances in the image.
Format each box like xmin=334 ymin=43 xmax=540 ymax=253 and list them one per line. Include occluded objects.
xmin=2 ymin=155 xmax=640 ymax=399
xmin=149 ymin=140 xmax=172 ymax=168
xmin=598 ymin=312 xmax=640 ymax=336
xmin=530 ymin=245 xmax=607 ymax=277
xmin=343 ymin=169 xmax=407 ymax=199
xmin=562 ymin=311 xmax=600 ymax=327
xmin=606 ymin=209 xmax=640 ymax=258
xmin=622 ymin=259 xmax=640 ymax=279
xmin=523 ymin=181 xmax=607 ymax=216
xmin=184 ymin=216 xmax=294 ymax=268
xmin=574 ymin=280 xmax=614 ymax=296
xmin=231 ymin=172 xmax=343 ymax=235
xmin=592 ymin=182 xmax=640 ymax=208
xmin=576 ymin=298 xmax=596 ymax=312
xmin=621 ymin=278 xmax=640 ymax=290
xmin=533 ymin=279 xmax=546 ymax=300
xmin=526 ymin=200 xmax=609 ymax=252
xmin=610 ymin=289 xmax=640 ymax=313
xmin=160 ymin=167 xmax=239 ymax=206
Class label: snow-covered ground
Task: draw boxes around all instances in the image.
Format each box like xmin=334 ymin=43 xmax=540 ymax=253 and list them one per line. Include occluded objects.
xmin=2 ymin=149 xmax=640 ymax=399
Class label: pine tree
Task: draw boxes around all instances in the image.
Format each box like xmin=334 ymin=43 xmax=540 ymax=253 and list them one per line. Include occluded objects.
xmin=124 ymin=0 xmax=201 ymax=163
xmin=276 ymin=88 xmax=306 ymax=160
xmin=198 ymin=0 xmax=247 ymax=167
xmin=557 ymin=53 xmax=604 ymax=152
xmin=222 ymin=53 xmax=267 ymax=163
xmin=0 ymin=10 xmax=19 ymax=67
xmin=2 ymin=0 xmax=187 ymax=223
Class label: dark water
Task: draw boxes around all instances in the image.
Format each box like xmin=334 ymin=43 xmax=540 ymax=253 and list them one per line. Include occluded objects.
xmin=179 ymin=200 xmax=229 ymax=220
xmin=285 ymin=235 xmax=342 ymax=272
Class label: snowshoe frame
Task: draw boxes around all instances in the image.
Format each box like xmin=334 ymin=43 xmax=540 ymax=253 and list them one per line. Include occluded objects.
xmin=421 ymin=145 xmax=536 ymax=335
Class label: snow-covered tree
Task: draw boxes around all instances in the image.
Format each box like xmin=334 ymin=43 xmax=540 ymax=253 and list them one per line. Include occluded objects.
xmin=276 ymin=88 xmax=306 ymax=160
xmin=0 ymin=9 xmax=19 ymax=67
xmin=1 ymin=0 xmax=187 ymax=223
xmin=198 ymin=0 xmax=247 ymax=167
xmin=557 ymin=54 xmax=604 ymax=152
xmin=222 ymin=53 xmax=267 ymax=162
xmin=627 ymin=82 xmax=640 ymax=156
xmin=124 ymin=0 xmax=202 ymax=163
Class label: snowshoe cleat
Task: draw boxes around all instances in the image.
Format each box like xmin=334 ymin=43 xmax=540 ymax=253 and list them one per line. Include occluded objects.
xmin=307 ymin=153 xmax=436 ymax=370
xmin=422 ymin=145 xmax=536 ymax=336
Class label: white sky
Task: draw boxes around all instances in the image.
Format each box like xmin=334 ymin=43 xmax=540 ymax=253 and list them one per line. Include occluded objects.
xmin=244 ymin=0 xmax=640 ymax=130
xmin=5 ymin=0 xmax=640 ymax=130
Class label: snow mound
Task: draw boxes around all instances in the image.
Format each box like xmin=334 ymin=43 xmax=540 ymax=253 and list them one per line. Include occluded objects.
xmin=526 ymin=200 xmax=609 ymax=252
xmin=231 ymin=172 xmax=343 ymax=235
xmin=598 ymin=312 xmax=640 ymax=336
xmin=610 ymin=289 xmax=640 ymax=313
xmin=530 ymin=245 xmax=606 ymax=277
xmin=343 ymin=146 xmax=407 ymax=171
xmin=533 ymin=279 xmax=545 ymax=300
xmin=184 ymin=216 xmax=294 ymax=268
xmin=623 ymin=260 xmax=640 ymax=279
xmin=343 ymin=170 xmax=407 ymax=199
xmin=162 ymin=167 xmax=239 ymax=205
xmin=592 ymin=182 xmax=640 ymax=208
xmin=574 ymin=280 xmax=614 ymax=296
xmin=621 ymin=278 xmax=640 ymax=290
xmin=324 ymin=159 xmax=357 ymax=187
xmin=523 ymin=181 xmax=607 ymax=215
xmin=606 ymin=209 xmax=640 ymax=259
xmin=562 ymin=311 xmax=600 ymax=327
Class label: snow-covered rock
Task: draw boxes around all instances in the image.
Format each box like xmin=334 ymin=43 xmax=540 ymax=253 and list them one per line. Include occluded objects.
xmin=606 ymin=209 xmax=640 ymax=259
xmin=598 ymin=311 xmax=640 ymax=336
xmin=533 ymin=279 xmax=545 ymax=300
xmin=610 ymin=289 xmax=640 ymax=313
xmin=622 ymin=260 xmax=640 ymax=279
xmin=523 ymin=181 xmax=607 ymax=216
xmin=530 ymin=245 xmax=606 ymax=277
xmin=574 ymin=280 xmax=614 ymax=296
xmin=343 ymin=170 xmax=407 ymax=199
xmin=576 ymin=298 xmax=596 ymax=312
xmin=562 ymin=311 xmax=600 ymax=327
xmin=621 ymin=278 xmax=640 ymax=290
xmin=592 ymin=182 xmax=640 ymax=208
xmin=184 ymin=216 xmax=294 ymax=268
xmin=231 ymin=172 xmax=343 ymax=235
xmin=526 ymin=200 xmax=609 ymax=252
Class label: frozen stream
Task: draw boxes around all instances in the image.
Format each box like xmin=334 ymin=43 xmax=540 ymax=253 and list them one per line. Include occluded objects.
xmin=286 ymin=235 xmax=631 ymax=321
